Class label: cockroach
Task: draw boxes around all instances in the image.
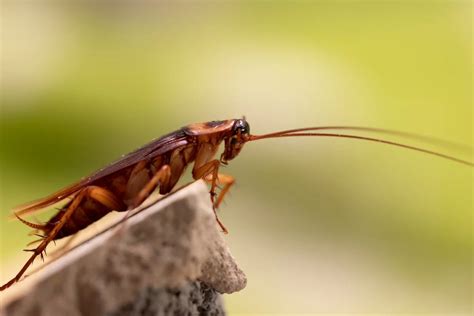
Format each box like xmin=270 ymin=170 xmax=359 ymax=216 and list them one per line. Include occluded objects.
xmin=1 ymin=118 xmax=472 ymax=291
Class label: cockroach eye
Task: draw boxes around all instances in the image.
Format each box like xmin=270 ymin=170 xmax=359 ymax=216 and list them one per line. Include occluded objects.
xmin=233 ymin=119 xmax=250 ymax=135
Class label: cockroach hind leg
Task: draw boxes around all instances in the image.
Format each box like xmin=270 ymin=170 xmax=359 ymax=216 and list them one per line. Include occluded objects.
xmin=1 ymin=188 xmax=88 ymax=291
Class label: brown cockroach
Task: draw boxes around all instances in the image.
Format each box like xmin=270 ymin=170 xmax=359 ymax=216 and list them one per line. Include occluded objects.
xmin=1 ymin=118 xmax=472 ymax=291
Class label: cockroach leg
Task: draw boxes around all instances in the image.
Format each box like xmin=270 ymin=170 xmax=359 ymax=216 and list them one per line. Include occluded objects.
xmin=214 ymin=174 xmax=235 ymax=209
xmin=114 ymin=165 xmax=172 ymax=234
xmin=212 ymin=209 xmax=229 ymax=234
xmin=0 ymin=186 xmax=123 ymax=291
xmin=205 ymin=173 xmax=234 ymax=234
xmin=88 ymin=185 xmax=126 ymax=211
xmin=192 ymin=159 xmax=220 ymax=199
xmin=0 ymin=188 xmax=88 ymax=291
xmin=204 ymin=173 xmax=235 ymax=209
xmin=192 ymin=160 xmax=229 ymax=233
xmin=128 ymin=164 xmax=171 ymax=210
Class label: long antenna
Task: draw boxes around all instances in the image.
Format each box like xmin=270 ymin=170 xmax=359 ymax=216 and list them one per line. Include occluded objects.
xmin=248 ymin=131 xmax=473 ymax=167
xmin=250 ymin=126 xmax=471 ymax=152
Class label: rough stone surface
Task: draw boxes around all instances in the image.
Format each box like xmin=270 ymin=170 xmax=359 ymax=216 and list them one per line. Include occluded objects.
xmin=112 ymin=282 xmax=224 ymax=316
xmin=2 ymin=181 xmax=246 ymax=316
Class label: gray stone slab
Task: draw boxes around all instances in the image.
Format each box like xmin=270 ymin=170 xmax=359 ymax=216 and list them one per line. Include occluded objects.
xmin=2 ymin=181 xmax=246 ymax=316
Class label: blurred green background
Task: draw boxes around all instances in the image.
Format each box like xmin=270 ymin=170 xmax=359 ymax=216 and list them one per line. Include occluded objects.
xmin=1 ymin=1 xmax=472 ymax=314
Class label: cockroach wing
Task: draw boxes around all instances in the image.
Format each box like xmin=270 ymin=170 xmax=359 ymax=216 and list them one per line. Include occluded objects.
xmin=13 ymin=130 xmax=190 ymax=217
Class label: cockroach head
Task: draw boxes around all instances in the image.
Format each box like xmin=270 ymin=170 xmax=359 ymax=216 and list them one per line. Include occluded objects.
xmin=221 ymin=118 xmax=250 ymax=163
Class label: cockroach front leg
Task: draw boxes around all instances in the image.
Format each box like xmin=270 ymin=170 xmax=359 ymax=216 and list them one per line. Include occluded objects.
xmin=192 ymin=160 xmax=220 ymax=202
xmin=192 ymin=159 xmax=229 ymax=233
xmin=204 ymin=173 xmax=235 ymax=209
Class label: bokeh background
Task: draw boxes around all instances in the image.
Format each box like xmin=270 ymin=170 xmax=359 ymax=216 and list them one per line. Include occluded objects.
xmin=1 ymin=1 xmax=472 ymax=315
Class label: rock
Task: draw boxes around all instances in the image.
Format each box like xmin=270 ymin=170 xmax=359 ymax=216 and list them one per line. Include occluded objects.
xmin=112 ymin=282 xmax=224 ymax=316
xmin=2 ymin=181 xmax=246 ymax=316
